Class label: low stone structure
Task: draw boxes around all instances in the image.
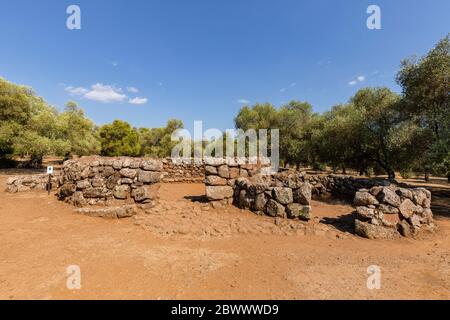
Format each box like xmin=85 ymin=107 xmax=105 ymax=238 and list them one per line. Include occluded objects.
xmin=303 ymin=174 xmax=390 ymax=199
xmin=203 ymin=157 xmax=272 ymax=203
xmin=161 ymin=158 xmax=204 ymax=183
xmin=354 ymin=185 xmax=436 ymax=239
xmin=4 ymin=156 xmax=438 ymax=239
xmin=5 ymin=173 xmax=61 ymax=193
xmin=56 ymin=157 xmax=163 ymax=207
xmin=205 ymin=164 xmax=312 ymax=220
xmin=233 ymin=175 xmax=312 ymax=220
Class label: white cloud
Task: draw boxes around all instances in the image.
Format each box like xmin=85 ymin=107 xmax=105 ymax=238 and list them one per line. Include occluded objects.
xmin=129 ymin=97 xmax=148 ymax=105
xmin=127 ymin=86 xmax=139 ymax=93
xmin=65 ymin=86 xmax=88 ymax=96
xmin=84 ymin=84 xmax=127 ymax=103
xmin=348 ymin=75 xmax=366 ymax=86
xmin=111 ymin=61 xmax=119 ymax=67
xmin=290 ymin=82 xmax=296 ymax=87
xmin=237 ymin=99 xmax=250 ymax=104
xmin=66 ymin=83 xmax=127 ymax=103
xmin=280 ymin=88 xmax=286 ymax=93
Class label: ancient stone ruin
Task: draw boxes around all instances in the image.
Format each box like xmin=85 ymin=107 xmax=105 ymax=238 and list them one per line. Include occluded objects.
xmin=354 ymin=185 xmax=436 ymax=239
xmin=5 ymin=156 xmax=438 ymax=239
xmin=56 ymin=157 xmax=164 ymax=207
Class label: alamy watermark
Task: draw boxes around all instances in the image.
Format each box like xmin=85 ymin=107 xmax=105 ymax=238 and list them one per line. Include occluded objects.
xmin=66 ymin=265 xmax=81 ymax=290
xmin=66 ymin=5 xmax=81 ymax=30
xmin=366 ymin=265 xmax=381 ymax=290
xmin=367 ymin=5 xmax=381 ymax=30
xmin=170 ymin=121 xmax=280 ymax=174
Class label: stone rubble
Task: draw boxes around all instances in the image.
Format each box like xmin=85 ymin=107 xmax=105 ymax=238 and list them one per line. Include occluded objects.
xmin=4 ymin=156 xmax=438 ymax=239
xmin=353 ymin=185 xmax=436 ymax=239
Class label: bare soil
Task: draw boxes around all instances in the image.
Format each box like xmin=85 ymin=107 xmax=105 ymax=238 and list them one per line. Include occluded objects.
xmin=0 ymin=171 xmax=449 ymax=300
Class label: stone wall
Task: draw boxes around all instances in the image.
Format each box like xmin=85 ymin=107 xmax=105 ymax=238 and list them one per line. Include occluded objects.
xmin=5 ymin=173 xmax=61 ymax=193
xmin=354 ymin=185 xmax=436 ymax=239
xmin=4 ymin=156 xmax=437 ymax=239
xmin=205 ymin=165 xmax=312 ymax=220
xmin=204 ymin=157 xmax=272 ymax=204
xmin=303 ymin=174 xmax=390 ymax=199
xmin=161 ymin=158 xmax=204 ymax=183
xmin=5 ymin=157 xmax=206 ymax=194
xmin=56 ymin=157 xmax=163 ymax=207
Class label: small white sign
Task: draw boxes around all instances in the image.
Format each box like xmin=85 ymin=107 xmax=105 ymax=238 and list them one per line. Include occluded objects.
xmin=47 ymin=166 xmax=54 ymax=174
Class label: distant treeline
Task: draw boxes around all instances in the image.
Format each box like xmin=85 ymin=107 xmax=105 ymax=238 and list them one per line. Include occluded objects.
xmin=0 ymin=35 xmax=448 ymax=181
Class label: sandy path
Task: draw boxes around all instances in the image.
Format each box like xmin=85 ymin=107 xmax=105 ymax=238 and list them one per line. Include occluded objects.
xmin=0 ymin=175 xmax=449 ymax=300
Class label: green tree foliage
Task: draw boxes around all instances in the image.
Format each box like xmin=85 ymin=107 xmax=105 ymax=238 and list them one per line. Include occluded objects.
xmin=397 ymin=34 xmax=450 ymax=180
xmin=0 ymin=78 xmax=35 ymax=125
xmin=99 ymin=120 xmax=141 ymax=157
xmin=234 ymin=103 xmax=279 ymax=131
xmin=278 ymin=101 xmax=315 ymax=168
xmin=139 ymin=119 xmax=184 ymax=157
xmin=58 ymin=101 xmax=101 ymax=157
xmin=0 ymin=78 xmax=71 ymax=166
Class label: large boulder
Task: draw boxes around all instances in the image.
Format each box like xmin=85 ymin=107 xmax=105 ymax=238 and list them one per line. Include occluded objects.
xmin=355 ymin=219 xmax=400 ymax=239
xmin=76 ymin=180 xmax=91 ymax=190
xmin=71 ymin=191 xmax=87 ymax=207
xmin=101 ymin=166 xmax=115 ymax=178
xmin=83 ymin=187 xmax=107 ymax=198
xmin=253 ymin=193 xmax=267 ymax=211
xmin=106 ymin=173 xmax=121 ymax=189
xmin=265 ymin=199 xmax=286 ymax=218
xmin=229 ymin=167 xmax=240 ymax=179
xmin=119 ymin=168 xmax=137 ymax=179
xmin=247 ymin=177 xmax=271 ymax=196
xmin=376 ymin=204 xmax=399 ymax=214
xmin=141 ymin=159 xmax=163 ymax=171
xmin=205 ymin=175 xmax=227 ymax=186
xmin=238 ymin=190 xmax=253 ymax=209
xmin=396 ymin=188 xmax=413 ymax=200
xmin=75 ymin=205 xmax=137 ymax=219
xmin=205 ymin=166 xmax=217 ymax=175
xmin=57 ymin=183 xmax=76 ymax=199
xmin=355 ymin=206 xmax=376 ymax=220
xmin=293 ymin=183 xmax=312 ymax=205
xmin=397 ymin=220 xmax=416 ymax=238
xmin=206 ymin=186 xmax=234 ymax=200
xmin=138 ymin=170 xmax=161 ymax=183
xmin=398 ymin=199 xmax=418 ymax=219
xmin=272 ymin=187 xmax=293 ymax=205
xmin=217 ymin=165 xmax=230 ymax=178
xmin=412 ymin=188 xmax=429 ymax=207
xmin=376 ymin=187 xmax=401 ymax=207
xmin=114 ymin=185 xmax=129 ymax=199
xmin=354 ymin=191 xmax=379 ymax=206
xmin=286 ymin=203 xmax=311 ymax=220
xmin=131 ymin=187 xmax=154 ymax=203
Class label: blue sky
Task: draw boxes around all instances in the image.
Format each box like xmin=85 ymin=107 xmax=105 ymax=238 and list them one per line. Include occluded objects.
xmin=0 ymin=0 xmax=449 ymax=132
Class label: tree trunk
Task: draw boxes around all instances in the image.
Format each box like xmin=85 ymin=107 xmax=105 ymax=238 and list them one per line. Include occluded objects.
xmin=388 ymin=170 xmax=396 ymax=181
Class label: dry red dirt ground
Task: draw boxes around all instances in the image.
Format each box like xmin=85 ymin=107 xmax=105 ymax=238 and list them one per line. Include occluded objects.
xmin=0 ymin=170 xmax=449 ymax=300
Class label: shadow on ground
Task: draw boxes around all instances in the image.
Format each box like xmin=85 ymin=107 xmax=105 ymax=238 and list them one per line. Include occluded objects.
xmin=428 ymin=187 xmax=450 ymax=220
xmin=320 ymin=212 xmax=356 ymax=234
xmin=184 ymin=195 xmax=209 ymax=203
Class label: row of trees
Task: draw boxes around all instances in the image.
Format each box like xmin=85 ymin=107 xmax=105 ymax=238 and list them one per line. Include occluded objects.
xmin=0 ymin=77 xmax=184 ymax=166
xmin=0 ymin=80 xmax=101 ymax=166
xmin=1 ymin=36 xmax=448 ymax=180
xmin=234 ymin=36 xmax=449 ymax=180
